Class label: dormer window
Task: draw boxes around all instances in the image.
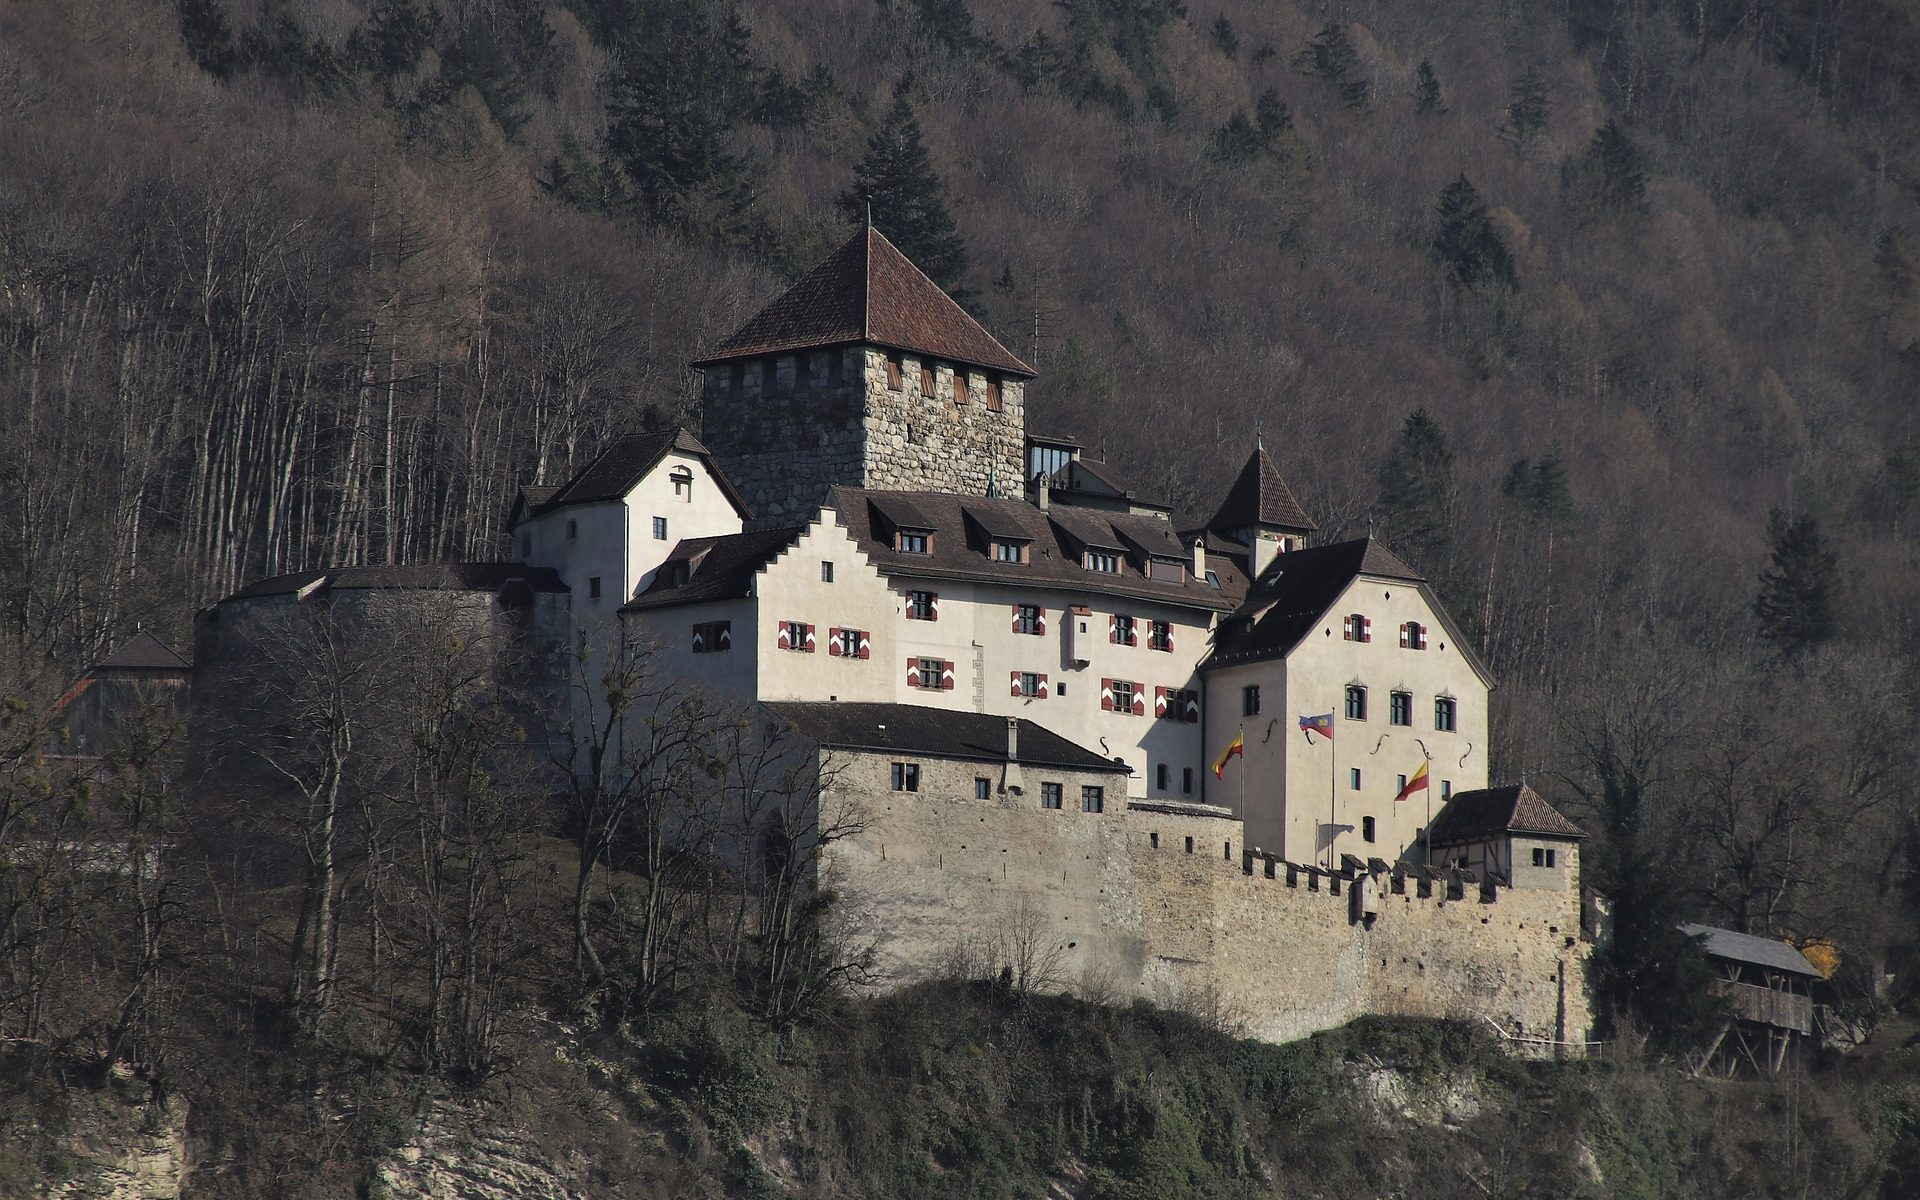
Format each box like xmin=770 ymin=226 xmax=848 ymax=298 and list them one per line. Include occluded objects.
xmin=992 ymin=539 xmax=1028 ymax=564
xmin=1085 ymin=550 xmax=1120 ymax=574
xmin=896 ymin=528 xmax=931 ymax=554
xmin=670 ymin=466 xmax=693 ymax=501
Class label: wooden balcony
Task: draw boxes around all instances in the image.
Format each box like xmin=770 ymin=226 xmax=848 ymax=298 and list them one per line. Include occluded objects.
xmin=1711 ymin=979 xmax=1812 ymax=1034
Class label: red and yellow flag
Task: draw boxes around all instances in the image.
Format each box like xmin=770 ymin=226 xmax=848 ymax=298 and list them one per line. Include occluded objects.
xmin=1393 ymin=760 xmax=1429 ymax=803
xmin=1211 ymin=732 xmax=1245 ymax=779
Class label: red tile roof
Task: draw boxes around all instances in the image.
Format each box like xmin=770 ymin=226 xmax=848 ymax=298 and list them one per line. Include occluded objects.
xmin=693 ymin=229 xmax=1035 ymax=377
xmin=1207 ymin=446 xmax=1316 ymax=533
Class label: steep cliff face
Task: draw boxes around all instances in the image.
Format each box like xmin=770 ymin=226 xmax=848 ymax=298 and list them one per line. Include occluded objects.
xmin=37 ymin=1086 xmax=189 ymax=1200
xmin=371 ymin=1104 xmax=585 ymax=1200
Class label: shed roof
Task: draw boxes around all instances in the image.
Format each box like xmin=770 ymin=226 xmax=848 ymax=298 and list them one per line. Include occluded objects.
xmin=692 ymin=228 xmax=1034 ymax=377
xmin=1679 ymin=923 xmax=1822 ymax=978
xmin=763 ymin=702 xmax=1128 ymax=774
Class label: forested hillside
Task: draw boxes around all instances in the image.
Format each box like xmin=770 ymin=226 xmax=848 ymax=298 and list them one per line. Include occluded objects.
xmin=4 ymin=0 xmax=1920 ymax=1109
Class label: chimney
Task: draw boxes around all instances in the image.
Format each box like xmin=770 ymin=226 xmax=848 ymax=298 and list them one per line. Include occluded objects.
xmin=1250 ymin=531 xmax=1279 ymax=579
xmin=1035 ymin=476 xmax=1049 ymax=512
xmin=1005 ymin=717 xmax=1020 ymax=762
xmin=1190 ymin=536 xmax=1206 ymax=579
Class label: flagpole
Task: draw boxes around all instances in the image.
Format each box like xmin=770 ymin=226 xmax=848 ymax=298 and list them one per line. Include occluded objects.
xmin=1328 ymin=709 xmax=1337 ymax=872
xmin=1237 ymin=723 xmax=1244 ymax=821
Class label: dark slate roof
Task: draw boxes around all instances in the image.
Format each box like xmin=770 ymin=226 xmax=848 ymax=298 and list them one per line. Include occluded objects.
xmin=829 ymin=487 xmax=1232 ymax=612
xmin=1203 ymin=538 xmax=1433 ymax=668
xmin=1427 ymin=785 xmax=1586 ymax=845
xmin=1207 ymin=446 xmax=1316 ymax=533
xmin=1679 ymin=923 xmax=1821 ymax=978
xmin=227 ymin=563 xmax=569 ymax=601
xmin=94 ymin=631 xmax=191 ymax=673
xmin=521 ymin=428 xmax=749 ymax=522
xmin=623 ymin=528 xmax=805 ymax=610
xmin=692 ymin=228 xmax=1034 ymax=377
xmin=763 ymin=702 xmax=1129 ymax=774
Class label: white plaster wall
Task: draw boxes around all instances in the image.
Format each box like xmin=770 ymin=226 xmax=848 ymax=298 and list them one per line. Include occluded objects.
xmin=620 ymin=449 xmax=743 ymax=601
xmin=752 ymin=515 xmax=900 ymax=703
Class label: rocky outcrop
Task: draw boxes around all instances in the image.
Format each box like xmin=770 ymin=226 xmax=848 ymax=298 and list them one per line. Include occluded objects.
xmin=371 ymin=1104 xmax=586 ymax=1200
xmin=44 ymin=1094 xmax=189 ymax=1200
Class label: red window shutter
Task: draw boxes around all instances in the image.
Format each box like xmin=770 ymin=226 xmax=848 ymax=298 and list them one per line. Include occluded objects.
xmin=1418 ymin=625 xmax=1428 ymax=650
xmin=1036 ymin=674 xmax=1049 ymax=699
xmin=777 ymin=622 xmax=791 ymax=650
xmin=1010 ymin=671 xmax=1024 ymax=697
xmin=717 ymin=625 xmax=731 ymax=650
xmin=857 ymin=630 xmax=871 ymax=659
xmin=1154 ymin=687 xmax=1168 ymax=718
xmin=941 ymin=662 xmax=956 ymax=690
xmin=1109 ymin=615 xmax=1119 ymax=644
xmin=1131 ymin=684 xmax=1147 ymax=717
xmin=1185 ymin=693 xmax=1201 ymax=723
xmin=1127 ymin=623 xmax=1138 ymax=647
xmin=1100 ymin=678 xmax=1115 ymax=712
xmin=1036 ymin=608 xmax=1047 ymax=635
xmin=803 ymin=623 xmax=817 ymax=652
xmin=1343 ymin=615 xmax=1354 ymax=641
xmin=1011 ymin=605 xmax=1021 ymax=634
xmin=906 ymin=657 xmax=920 ymax=687
xmin=692 ymin=626 xmax=705 ymax=652
xmin=1363 ymin=617 xmax=1372 ymax=642
xmin=827 ymin=627 xmax=842 ymax=656
xmin=1400 ymin=623 xmax=1410 ymax=649
xmin=929 ymin=594 xmax=939 ymax=621
xmin=1164 ymin=625 xmax=1174 ymax=652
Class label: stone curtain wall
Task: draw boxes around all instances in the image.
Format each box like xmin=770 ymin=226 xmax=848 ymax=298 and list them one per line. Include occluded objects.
xmin=699 ymin=348 xmax=1026 ymax=527
xmin=829 ymin=755 xmax=1593 ymax=1051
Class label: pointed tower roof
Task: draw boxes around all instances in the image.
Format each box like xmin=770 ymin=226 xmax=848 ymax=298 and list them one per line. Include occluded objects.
xmin=1206 ymin=445 xmax=1316 ymax=534
xmin=692 ymin=228 xmax=1035 ymax=377
xmin=94 ymin=631 xmax=191 ymax=673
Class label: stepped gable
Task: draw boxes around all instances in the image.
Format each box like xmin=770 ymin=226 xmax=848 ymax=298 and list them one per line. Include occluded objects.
xmin=827 ymin=486 xmax=1234 ymax=611
xmin=226 ymin=563 xmax=568 ymax=601
xmin=1207 ymin=445 xmax=1316 ymax=533
xmin=517 ymin=428 xmax=748 ymax=521
xmin=623 ymin=527 xmax=806 ymax=610
xmin=1204 ymin=537 xmax=1441 ymax=668
xmin=692 ymin=228 xmax=1034 ymax=377
xmin=1428 ymin=784 xmax=1586 ymax=845
xmin=94 ymin=630 xmax=191 ymax=672
xmin=764 ymin=701 xmax=1127 ymax=773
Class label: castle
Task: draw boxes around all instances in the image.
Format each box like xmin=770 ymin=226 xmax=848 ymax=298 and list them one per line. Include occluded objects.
xmin=198 ymin=228 xmax=1595 ymax=1050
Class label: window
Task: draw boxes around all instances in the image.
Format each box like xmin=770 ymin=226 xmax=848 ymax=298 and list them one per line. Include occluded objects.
xmin=1390 ymin=691 xmax=1412 ymax=726
xmin=1110 ymin=614 xmax=1137 ymax=645
xmin=1041 ymin=782 xmax=1064 ymax=810
xmin=1243 ymin=685 xmax=1261 ymax=716
xmin=670 ymin=467 xmax=693 ymax=500
xmin=1157 ymin=687 xmax=1199 ymax=723
xmin=821 ymin=561 xmax=834 ymax=583
xmin=829 ymin=628 xmax=866 ymax=658
xmin=993 ymin=539 xmax=1028 ymax=563
xmin=653 ymin=516 xmax=668 ymax=541
xmin=1184 ymin=836 xmax=1194 ymax=854
xmin=920 ymin=364 xmax=935 ymax=394
xmin=1363 ymin=816 xmax=1377 ymax=843
xmin=1350 ymin=768 xmax=1362 ymax=790
xmin=1435 ymin=696 xmax=1457 ymax=732
xmin=1345 ymin=685 xmax=1367 ymax=720
xmin=891 ymin=763 xmax=919 ymax=792
xmin=1400 ymin=620 xmax=1428 ymax=650
xmin=1441 ymin=780 xmax=1452 ymax=800
xmin=1150 ymin=831 xmax=1159 ymax=848
xmin=691 ymin=621 xmax=731 ymax=653
xmin=985 ymin=377 xmax=1002 ymax=411
xmin=1149 ymin=620 xmax=1174 ymax=651
xmin=780 ymin=620 xmax=814 ymax=652
xmin=916 ymin=658 xmax=948 ymax=689
xmin=567 ymin=519 xmax=577 ymax=539
xmin=1397 ymin=774 xmax=1407 ymax=794
xmin=952 ymin=369 xmax=968 ymax=401
xmin=886 ymin=355 xmax=903 ymax=390
xmin=897 ymin=529 xmax=929 ymax=554
xmin=588 ymin=576 xmax=601 ymax=599
xmin=1081 ymin=786 xmax=1105 ymax=813
xmin=974 ymin=777 xmax=991 ymax=800
xmin=1111 ymin=679 xmax=1137 ymax=714
xmin=1342 ymin=612 xmax=1371 ymax=642
xmin=1156 ymin=763 xmax=1169 ymax=790
xmin=1086 ymin=550 xmax=1120 ymax=573
xmin=1532 ymin=847 xmax=1558 ymax=868
xmin=907 ymin=590 xmax=937 ymax=621
xmin=1182 ymin=767 xmax=1193 ymax=795
xmin=1014 ymin=604 xmax=1043 ymax=635
xmin=1015 ymin=671 xmax=1044 ymax=698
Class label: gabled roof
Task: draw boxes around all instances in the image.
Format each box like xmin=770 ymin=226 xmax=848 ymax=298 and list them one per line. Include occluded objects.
xmin=1428 ymin=784 xmax=1586 ymax=846
xmin=622 ymin=528 xmax=805 ymax=610
xmin=516 ymin=428 xmax=749 ymax=525
xmin=226 ymin=563 xmax=568 ymax=601
xmin=692 ymin=228 xmax=1034 ymax=377
xmin=1679 ymin=923 xmax=1821 ymax=978
xmin=1207 ymin=446 xmax=1316 ymax=534
xmin=94 ymin=631 xmax=190 ymax=673
xmin=763 ymin=702 xmax=1129 ymax=774
xmin=1204 ymin=537 xmax=1469 ymax=671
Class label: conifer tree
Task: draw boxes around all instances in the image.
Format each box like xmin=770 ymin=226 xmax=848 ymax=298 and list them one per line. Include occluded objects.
xmin=1498 ymin=67 xmax=1550 ymax=154
xmin=1563 ymin=119 xmax=1649 ymax=218
xmin=840 ymin=93 xmax=969 ymax=293
xmin=1413 ymin=60 xmax=1445 ymax=116
xmin=1755 ymin=509 xmax=1839 ymax=655
xmin=1211 ymin=16 xmax=1238 ymax=59
xmin=1431 ymin=177 xmax=1516 ymax=290
xmin=1376 ymin=407 xmax=1455 ymax=575
xmin=1297 ymin=24 xmax=1369 ymax=108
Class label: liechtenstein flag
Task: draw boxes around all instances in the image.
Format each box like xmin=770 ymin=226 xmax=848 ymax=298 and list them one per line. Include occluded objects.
xmin=1298 ymin=713 xmax=1334 ymax=742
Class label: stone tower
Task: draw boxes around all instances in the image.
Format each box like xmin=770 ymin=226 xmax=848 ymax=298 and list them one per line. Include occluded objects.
xmin=693 ymin=229 xmax=1034 ymax=527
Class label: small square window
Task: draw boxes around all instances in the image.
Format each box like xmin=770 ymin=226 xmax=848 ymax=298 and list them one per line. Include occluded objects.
xmin=1081 ymin=786 xmax=1104 ymax=813
xmin=821 ymin=561 xmax=835 ymax=583
xmin=1184 ymin=836 xmax=1194 ymax=854
xmin=1547 ymin=849 xmax=1556 ymax=867
xmin=1041 ymin=782 xmax=1063 ymax=810
xmin=974 ymin=777 xmax=991 ymax=800
xmin=897 ymin=530 xmax=929 ymax=554
xmin=653 ymin=516 xmax=668 ymax=541
xmin=917 ymin=658 xmax=946 ymax=689
xmin=670 ymin=467 xmax=693 ymax=500
xmin=993 ymin=540 xmax=1027 ymax=563
xmin=1350 ymin=768 xmax=1362 ymax=790
xmin=892 ymin=763 xmax=920 ymax=792
xmin=1397 ymin=773 xmax=1407 ymax=794
xmin=1149 ymin=620 xmax=1173 ymax=651
xmin=1150 ymin=831 xmax=1159 ymax=848
xmin=1015 ymin=604 xmax=1042 ymax=635
xmin=1441 ymin=780 xmax=1453 ymax=800
xmin=1018 ymin=671 xmax=1043 ymax=697
xmin=588 ymin=576 xmax=601 ymax=600
xmin=1363 ymin=816 xmax=1377 ymax=843
xmin=1243 ymin=685 xmax=1261 ymax=716
xmin=1111 ymin=680 xmax=1137 ymax=713
xmin=1532 ymin=847 xmax=1545 ymax=867
xmin=907 ymin=591 xmax=938 ymax=620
